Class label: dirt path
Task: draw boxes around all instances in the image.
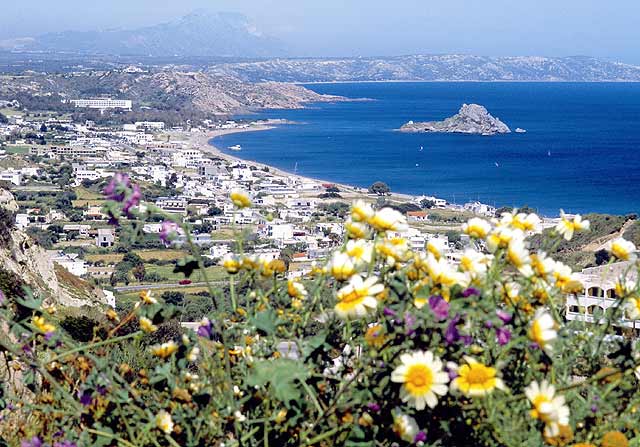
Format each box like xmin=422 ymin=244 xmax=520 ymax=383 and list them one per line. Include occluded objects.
xmin=582 ymin=219 xmax=636 ymax=252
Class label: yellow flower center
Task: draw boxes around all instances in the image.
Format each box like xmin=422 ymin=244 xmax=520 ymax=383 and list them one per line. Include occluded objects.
xmin=464 ymin=363 xmax=494 ymax=385
xmin=404 ymin=364 xmax=434 ymax=396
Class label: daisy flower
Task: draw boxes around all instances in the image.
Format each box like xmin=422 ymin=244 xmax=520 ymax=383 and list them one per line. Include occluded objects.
xmin=462 ymin=217 xmax=492 ymax=239
xmin=345 ymin=239 xmax=374 ymax=267
xmin=369 ymin=207 xmax=408 ymax=233
xmin=506 ymin=237 xmax=534 ymax=277
xmin=155 ymin=410 xmax=174 ymax=434
xmin=392 ymin=412 xmax=419 ymax=442
xmin=334 ymin=275 xmax=383 ymax=319
xmin=329 ymin=252 xmax=357 ymax=281
xmin=351 ymin=199 xmax=375 ymax=222
xmin=529 ymin=308 xmax=558 ymax=354
xmin=525 ymin=380 xmax=570 ymax=427
xmin=556 ymin=212 xmax=590 ymax=241
xmin=609 ymin=237 xmax=637 ymax=261
xmin=391 ymin=350 xmax=449 ymax=410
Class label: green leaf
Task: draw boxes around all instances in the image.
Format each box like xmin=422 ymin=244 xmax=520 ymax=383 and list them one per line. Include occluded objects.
xmin=246 ymin=359 xmax=309 ymax=404
xmin=250 ymin=309 xmax=280 ymax=335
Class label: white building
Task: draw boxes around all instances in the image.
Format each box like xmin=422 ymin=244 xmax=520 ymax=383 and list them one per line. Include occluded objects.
xmin=0 ymin=169 xmax=23 ymax=186
xmin=51 ymin=252 xmax=87 ymax=277
xmin=70 ymin=99 xmax=132 ymax=111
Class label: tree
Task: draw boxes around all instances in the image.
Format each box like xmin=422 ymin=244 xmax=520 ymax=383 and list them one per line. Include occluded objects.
xmin=207 ymin=206 xmax=223 ymax=216
xmin=369 ymin=181 xmax=390 ymax=196
xmin=132 ymin=264 xmax=146 ymax=282
xmin=326 ymin=185 xmax=340 ymax=193
xmin=161 ymin=291 xmax=185 ymax=306
xmin=40 ymin=124 xmax=48 ymax=133
xmin=0 ymin=112 xmax=8 ymax=124
xmin=594 ymin=249 xmax=611 ymax=266
xmin=420 ymin=199 xmax=436 ymax=209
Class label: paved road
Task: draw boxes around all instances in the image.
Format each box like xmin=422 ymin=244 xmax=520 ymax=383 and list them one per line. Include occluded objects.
xmin=113 ymin=282 xmax=218 ymax=293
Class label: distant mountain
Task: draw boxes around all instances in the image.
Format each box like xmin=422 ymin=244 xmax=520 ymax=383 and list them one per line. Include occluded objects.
xmin=209 ymin=54 xmax=640 ymax=82
xmin=1 ymin=11 xmax=287 ymax=58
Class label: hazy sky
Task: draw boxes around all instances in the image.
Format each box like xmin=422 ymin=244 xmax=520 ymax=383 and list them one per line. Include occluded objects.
xmin=2 ymin=0 xmax=640 ymax=63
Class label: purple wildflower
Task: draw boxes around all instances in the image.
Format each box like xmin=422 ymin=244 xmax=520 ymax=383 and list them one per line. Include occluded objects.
xmin=383 ymin=307 xmax=397 ymax=317
xmin=428 ymin=295 xmax=449 ymax=321
xmin=590 ymin=405 xmax=598 ymax=413
xmin=159 ymin=220 xmax=179 ymax=246
xmin=414 ymin=431 xmax=427 ymax=443
xmin=495 ymin=326 xmax=511 ymax=346
xmin=404 ymin=312 xmax=417 ymax=337
xmin=78 ymin=390 xmax=93 ymax=407
xmin=462 ymin=287 xmax=481 ymax=298
xmin=122 ymin=184 xmax=142 ymax=216
xmin=444 ymin=315 xmax=462 ymax=345
xmin=366 ymin=402 xmax=381 ymax=412
xmin=197 ymin=318 xmax=213 ymax=339
xmin=496 ymin=310 xmax=513 ymax=324
xmin=484 ymin=320 xmax=493 ymax=328
xmin=103 ymin=173 xmax=130 ymax=202
xmin=21 ymin=437 xmax=43 ymax=447
xmin=21 ymin=343 xmax=33 ymax=357
xmin=446 ymin=365 xmax=459 ymax=380
xmin=44 ymin=331 xmax=55 ymax=342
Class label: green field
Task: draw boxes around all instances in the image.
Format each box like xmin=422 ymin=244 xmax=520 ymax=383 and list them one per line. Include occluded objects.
xmin=4 ymin=145 xmax=30 ymax=154
xmin=144 ymin=264 xmax=226 ymax=283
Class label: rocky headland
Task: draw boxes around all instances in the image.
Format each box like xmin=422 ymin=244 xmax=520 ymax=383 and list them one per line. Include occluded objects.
xmin=399 ymin=104 xmax=511 ymax=135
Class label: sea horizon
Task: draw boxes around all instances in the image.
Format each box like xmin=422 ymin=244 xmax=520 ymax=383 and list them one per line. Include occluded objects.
xmin=212 ymin=81 xmax=640 ymax=217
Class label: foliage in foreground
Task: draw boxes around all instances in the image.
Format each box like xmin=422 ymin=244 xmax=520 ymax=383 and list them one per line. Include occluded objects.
xmin=1 ymin=175 xmax=640 ymax=447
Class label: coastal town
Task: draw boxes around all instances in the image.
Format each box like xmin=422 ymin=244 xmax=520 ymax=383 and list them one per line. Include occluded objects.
xmin=1 ymin=97 xmax=638 ymax=335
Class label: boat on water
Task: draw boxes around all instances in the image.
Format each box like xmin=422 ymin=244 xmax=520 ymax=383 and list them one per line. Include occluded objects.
xmin=515 ymin=128 xmax=527 ymax=133
xmin=228 ymin=145 xmax=242 ymax=151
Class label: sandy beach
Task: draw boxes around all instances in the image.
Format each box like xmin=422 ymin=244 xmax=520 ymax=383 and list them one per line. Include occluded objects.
xmin=186 ymin=122 xmax=415 ymax=202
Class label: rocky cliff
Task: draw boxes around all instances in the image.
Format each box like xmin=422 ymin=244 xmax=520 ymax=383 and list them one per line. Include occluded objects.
xmin=399 ymin=104 xmax=511 ymax=135
xmin=0 ymin=190 xmax=107 ymax=307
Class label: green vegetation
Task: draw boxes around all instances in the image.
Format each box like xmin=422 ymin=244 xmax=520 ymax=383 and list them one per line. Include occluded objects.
xmin=0 ymin=207 xmax=15 ymax=248
xmin=368 ymin=180 xmax=390 ymax=195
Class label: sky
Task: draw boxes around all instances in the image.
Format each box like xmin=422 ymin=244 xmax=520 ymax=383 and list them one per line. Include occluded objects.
xmin=2 ymin=0 xmax=640 ymax=63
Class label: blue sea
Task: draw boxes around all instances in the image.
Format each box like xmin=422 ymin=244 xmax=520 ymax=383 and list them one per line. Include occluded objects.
xmin=212 ymin=82 xmax=640 ymax=216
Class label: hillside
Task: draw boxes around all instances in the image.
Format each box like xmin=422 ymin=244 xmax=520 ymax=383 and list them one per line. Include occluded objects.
xmin=209 ymin=55 xmax=640 ymax=82
xmin=0 ymin=70 xmax=345 ymax=116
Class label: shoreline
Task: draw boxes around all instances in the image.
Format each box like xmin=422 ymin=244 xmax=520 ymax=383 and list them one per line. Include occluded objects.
xmin=186 ymin=123 xmax=416 ymax=202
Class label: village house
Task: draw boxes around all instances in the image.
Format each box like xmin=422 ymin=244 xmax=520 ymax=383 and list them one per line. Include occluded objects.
xmin=96 ymin=228 xmax=116 ymax=247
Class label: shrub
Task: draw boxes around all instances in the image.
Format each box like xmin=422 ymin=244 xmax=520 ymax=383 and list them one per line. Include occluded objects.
xmin=0 ymin=207 xmax=15 ymax=248
xmin=2 ymin=178 xmax=640 ymax=447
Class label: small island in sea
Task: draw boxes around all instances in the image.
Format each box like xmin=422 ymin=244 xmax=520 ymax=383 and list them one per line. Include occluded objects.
xmin=399 ymin=103 xmax=511 ymax=135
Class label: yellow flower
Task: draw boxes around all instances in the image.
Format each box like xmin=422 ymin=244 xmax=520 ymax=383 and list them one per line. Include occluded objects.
xmin=140 ymin=290 xmax=157 ymax=304
xmin=609 ymin=237 xmax=637 ymax=261
xmin=531 ymin=252 xmax=556 ymax=279
xmin=506 ymin=236 xmax=534 ymax=277
xmin=556 ymin=212 xmax=590 ymax=241
xmin=230 ymin=189 xmax=252 ymax=208
xmin=274 ymin=409 xmax=288 ymax=424
xmin=552 ymin=261 xmax=583 ymax=293
xmin=529 ymin=308 xmax=558 ymax=354
xmin=626 ymin=296 xmax=640 ymax=319
xmin=329 ymin=252 xmax=357 ymax=281
xmin=156 ymin=410 xmax=174 ymax=434
xmin=544 ymin=424 xmax=574 ymax=446
xmin=486 ymin=227 xmax=520 ymax=253
xmin=525 ymin=380 xmax=570 ymax=427
xmin=139 ymin=316 xmax=158 ymax=333
xmin=351 ymin=199 xmax=375 ymax=222
xmin=334 ymin=274 xmax=383 ymax=319
xmin=287 ymin=278 xmax=307 ymax=299
xmin=426 ymin=240 xmax=443 ymax=259
xmin=391 ymin=350 xmax=449 ymax=410
xmin=368 ymin=207 xmax=408 ymax=233
xmin=222 ymin=254 xmax=242 ymax=274
xmin=601 ymin=431 xmax=629 ymax=447
xmin=462 ymin=217 xmax=492 ymax=239
xmin=376 ymin=237 xmax=410 ymax=266
xmin=345 ymin=219 xmax=370 ymax=239
xmin=187 ymin=346 xmax=200 ymax=362
xmin=499 ymin=211 xmax=542 ymax=233
xmin=392 ymin=412 xmax=419 ymax=442
xmin=346 ymin=239 xmax=374 ymax=267
xmin=451 ymin=357 xmax=505 ymax=397
xmin=106 ymin=309 xmax=120 ymax=322
xmin=459 ymin=249 xmax=490 ymax=278
xmin=32 ymin=316 xmax=55 ymax=334
xmin=364 ymin=324 xmax=386 ymax=348
xmin=151 ymin=341 xmax=178 ymax=359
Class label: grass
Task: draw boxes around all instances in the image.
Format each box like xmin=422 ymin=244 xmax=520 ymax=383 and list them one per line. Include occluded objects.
xmin=116 ymin=286 xmax=212 ymax=304
xmin=74 ymin=187 xmax=103 ymax=200
xmin=84 ymin=249 xmax=189 ymax=264
xmin=4 ymin=145 xmax=30 ymax=154
xmin=144 ymin=264 xmax=226 ymax=283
